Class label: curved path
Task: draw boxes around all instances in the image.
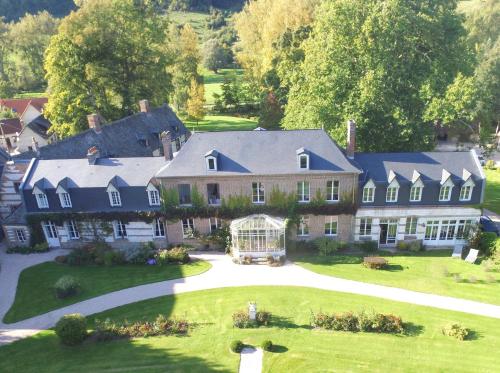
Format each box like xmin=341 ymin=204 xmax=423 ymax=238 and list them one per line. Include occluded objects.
xmin=1 ymin=252 xmax=500 ymax=345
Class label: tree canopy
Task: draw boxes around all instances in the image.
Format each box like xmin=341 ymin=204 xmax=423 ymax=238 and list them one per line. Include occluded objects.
xmin=44 ymin=0 xmax=174 ymax=138
xmin=282 ymin=0 xmax=469 ymax=152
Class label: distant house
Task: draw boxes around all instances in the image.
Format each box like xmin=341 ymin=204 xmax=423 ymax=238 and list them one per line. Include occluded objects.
xmin=0 ymin=118 xmax=23 ymax=152
xmin=0 ymin=98 xmax=48 ymax=125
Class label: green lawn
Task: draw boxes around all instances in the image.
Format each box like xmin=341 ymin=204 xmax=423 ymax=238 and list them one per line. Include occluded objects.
xmin=294 ymin=250 xmax=500 ymax=305
xmin=169 ymin=11 xmax=210 ymax=37
xmin=203 ymin=68 xmax=244 ymax=105
xmin=484 ymin=168 xmax=500 ymax=214
xmin=1 ymin=287 xmax=499 ymax=372
xmin=184 ymin=114 xmax=257 ymax=132
xmin=3 ymin=260 xmax=210 ymax=324
xmin=13 ymin=91 xmax=46 ymax=98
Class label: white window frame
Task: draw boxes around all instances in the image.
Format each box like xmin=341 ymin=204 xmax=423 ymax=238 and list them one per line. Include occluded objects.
xmin=182 ymin=218 xmax=195 ymax=239
xmin=297 ymin=216 xmax=309 ymax=236
xmin=206 ymin=156 xmax=217 ymax=171
xmin=153 ymin=218 xmax=165 ymax=238
xmin=107 ymin=184 xmax=122 ymax=207
xmin=324 ymin=216 xmax=338 ymax=236
xmin=386 ymin=187 xmax=398 ymax=202
xmin=298 ymin=154 xmax=309 ymax=170
xmin=439 ymin=180 xmax=453 ymax=202
xmin=297 ymin=181 xmax=310 ymax=203
xmin=15 ymin=229 xmax=27 ymax=242
xmin=60 ymin=192 xmax=72 ymax=208
xmin=209 ymin=217 xmax=221 ymax=233
xmin=252 ymin=182 xmax=265 ymax=204
xmin=36 ymin=192 xmax=49 ymax=209
xmin=326 ymin=180 xmax=339 ymax=202
xmin=66 ymin=220 xmax=80 ymax=240
xmin=405 ymin=217 xmax=417 ymax=235
xmin=147 ymin=184 xmax=161 ymax=206
xmin=114 ymin=220 xmax=127 ymax=239
xmin=359 ymin=218 xmax=372 ymax=236
xmin=459 ymin=180 xmax=474 ymax=201
xmin=362 ymin=180 xmax=375 ymax=203
xmin=409 ymin=186 xmax=422 ymax=202
xmin=43 ymin=221 xmax=58 ymax=239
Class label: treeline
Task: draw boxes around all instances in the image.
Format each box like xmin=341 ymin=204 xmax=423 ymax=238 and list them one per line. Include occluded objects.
xmin=0 ymin=0 xmax=75 ymax=21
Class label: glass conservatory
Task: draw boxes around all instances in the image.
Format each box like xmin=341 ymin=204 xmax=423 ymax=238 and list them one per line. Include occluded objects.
xmin=230 ymin=214 xmax=286 ymax=257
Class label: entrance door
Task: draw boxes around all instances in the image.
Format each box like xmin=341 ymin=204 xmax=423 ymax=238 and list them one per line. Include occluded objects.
xmin=379 ymin=219 xmax=397 ymax=245
xmin=43 ymin=221 xmax=60 ymax=247
xmin=379 ymin=224 xmax=388 ymax=245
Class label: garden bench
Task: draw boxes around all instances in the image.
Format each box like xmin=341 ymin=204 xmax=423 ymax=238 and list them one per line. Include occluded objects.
xmin=464 ymin=249 xmax=479 ymax=264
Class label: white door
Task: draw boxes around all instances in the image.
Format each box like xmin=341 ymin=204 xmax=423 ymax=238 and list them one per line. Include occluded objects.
xmin=43 ymin=221 xmax=60 ymax=247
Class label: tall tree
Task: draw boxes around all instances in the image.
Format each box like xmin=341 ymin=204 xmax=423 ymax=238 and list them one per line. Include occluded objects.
xmin=203 ymin=38 xmax=231 ymax=73
xmin=283 ymin=0 xmax=469 ymax=152
xmin=186 ymin=78 xmax=206 ymax=126
xmin=44 ymin=0 xmax=174 ymax=138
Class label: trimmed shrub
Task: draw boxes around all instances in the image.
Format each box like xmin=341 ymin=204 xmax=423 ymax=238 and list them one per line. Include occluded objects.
xmin=316 ymin=237 xmax=346 ymax=256
xmin=54 ymin=275 xmax=80 ymax=299
xmin=232 ymin=310 xmax=252 ymax=328
xmin=363 ymin=256 xmax=388 ymax=270
xmin=332 ymin=312 xmax=359 ymax=332
xmin=485 ymin=159 xmax=496 ymax=170
xmin=155 ymin=247 xmax=190 ymax=265
xmin=54 ymin=255 xmax=67 ymax=264
xmin=6 ymin=242 xmax=49 ymax=254
xmin=256 ymin=311 xmax=272 ymax=326
xmin=357 ymin=240 xmax=378 ymax=253
xmin=442 ymin=323 xmax=470 ymax=340
xmin=408 ymin=240 xmax=423 ymax=252
xmin=371 ymin=313 xmax=404 ymax=334
xmin=230 ymin=340 xmax=244 ymax=353
xmin=103 ymin=250 xmax=125 ymax=266
xmin=310 ymin=312 xmax=335 ymax=329
xmin=66 ymin=247 xmax=94 ymax=266
xmin=122 ymin=242 xmax=156 ymax=264
xmin=55 ymin=314 xmax=87 ymax=346
xmin=261 ymin=340 xmax=273 ymax=352
xmin=311 ymin=310 xmax=404 ymax=334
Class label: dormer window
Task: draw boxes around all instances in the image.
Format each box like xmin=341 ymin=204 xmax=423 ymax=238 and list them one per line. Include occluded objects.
xmin=296 ymin=148 xmax=309 ymax=170
xmin=56 ymin=184 xmax=72 ymax=208
xmin=205 ymin=150 xmax=218 ymax=171
xmin=385 ymin=170 xmax=399 ymax=203
xmin=439 ymin=170 xmax=454 ymax=202
xmin=459 ymin=180 xmax=474 ymax=201
xmin=362 ymin=180 xmax=375 ymax=203
xmin=107 ymin=184 xmax=122 ymax=207
xmin=147 ymin=183 xmax=161 ymax=206
xmin=33 ymin=186 xmax=49 ymax=209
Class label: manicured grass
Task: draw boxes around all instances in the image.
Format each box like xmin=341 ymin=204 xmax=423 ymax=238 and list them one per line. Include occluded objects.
xmin=294 ymin=250 xmax=500 ymax=305
xmin=13 ymin=91 xmax=46 ymax=98
xmin=3 ymin=260 xmax=210 ymax=324
xmin=169 ymin=11 xmax=210 ymax=37
xmin=184 ymin=114 xmax=257 ymax=132
xmin=203 ymin=69 xmax=244 ymax=105
xmin=484 ymin=168 xmax=500 ymax=214
xmin=1 ymin=287 xmax=499 ymax=372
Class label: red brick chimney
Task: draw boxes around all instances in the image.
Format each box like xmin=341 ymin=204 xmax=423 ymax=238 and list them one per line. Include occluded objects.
xmin=161 ymin=131 xmax=173 ymax=161
xmin=346 ymin=119 xmax=356 ymax=159
xmin=139 ymin=99 xmax=151 ymax=113
xmin=87 ymin=114 xmax=102 ymax=134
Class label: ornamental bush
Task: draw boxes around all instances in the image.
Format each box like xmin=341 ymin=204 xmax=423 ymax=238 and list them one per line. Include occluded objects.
xmin=232 ymin=310 xmax=252 ymax=328
xmin=54 ymin=275 xmax=80 ymax=299
xmin=261 ymin=340 xmax=273 ymax=352
xmin=6 ymin=242 xmax=49 ymax=254
xmin=155 ymin=247 xmax=190 ymax=265
xmin=331 ymin=312 xmax=359 ymax=332
xmin=230 ymin=340 xmax=244 ymax=353
xmin=358 ymin=240 xmax=378 ymax=253
xmin=363 ymin=257 xmax=388 ymax=270
xmin=316 ymin=237 xmax=346 ymax=256
xmin=55 ymin=314 xmax=87 ymax=346
xmin=311 ymin=311 xmax=404 ymax=334
xmin=442 ymin=323 xmax=470 ymax=340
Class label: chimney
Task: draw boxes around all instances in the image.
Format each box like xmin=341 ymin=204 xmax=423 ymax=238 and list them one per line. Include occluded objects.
xmin=87 ymin=146 xmax=100 ymax=165
xmin=346 ymin=119 xmax=356 ymax=159
xmin=31 ymin=136 xmax=39 ymax=155
xmin=87 ymin=114 xmax=102 ymax=134
xmin=139 ymin=99 xmax=151 ymax=113
xmin=161 ymin=131 xmax=173 ymax=161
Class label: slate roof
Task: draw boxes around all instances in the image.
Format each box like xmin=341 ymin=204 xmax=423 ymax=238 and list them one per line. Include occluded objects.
xmin=16 ymin=105 xmax=188 ymax=159
xmin=0 ymin=118 xmax=22 ymax=135
xmin=354 ymin=151 xmax=484 ymax=184
xmin=25 ymin=115 xmax=51 ymax=139
xmin=156 ymin=129 xmax=361 ymax=178
xmin=24 ymin=157 xmax=167 ymax=190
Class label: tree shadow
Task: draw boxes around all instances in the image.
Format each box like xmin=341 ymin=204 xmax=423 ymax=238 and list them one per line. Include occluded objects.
xmin=383 ymin=264 xmax=404 ymax=272
xmin=271 ymin=345 xmax=289 ymax=353
xmin=402 ymin=322 xmax=425 ymax=337
xmin=271 ymin=315 xmax=312 ymax=330
xmin=465 ymin=329 xmax=481 ymax=341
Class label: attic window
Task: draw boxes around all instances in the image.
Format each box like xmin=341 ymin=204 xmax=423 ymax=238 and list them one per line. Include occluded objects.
xmin=299 ymin=155 xmax=308 ymax=169
xmin=35 ymin=192 xmax=49 ymax=209
xmin=205 ymin=149 xmax=219 ymax=172
xmin=207 ymin=157 xmax=216 ymax=171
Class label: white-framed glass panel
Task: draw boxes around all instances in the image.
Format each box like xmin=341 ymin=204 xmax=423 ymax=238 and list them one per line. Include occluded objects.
xmin=409 ymin=186 xmax=422 ymax=202
xmin=59 ymin=192 xmax=72 ymax=208
xmin=231 ymin=215 xmax=285 ymax=253
xmin=299 ymin=154 xmax=309 ymax=169
xmin=362 ymin=187 xmax=374 ymax=203
xmin=405 ymin=217 xmax=417 ymax=235
xmin=439 ymin=220 xmax=457 ymax=241
xmin=359 ymin=218 xmax=372 ymax=236
xmin=178 ymin=184 xmax=191 ymax=205
xmin=456 ymin=219 xmax=473 ymax=239
xmin=207 ymin=183 xmax=221 ymax=205
xmin=424 ymin=220 xmax=440 ymax=240
xmin=36 ymin=193 xmax=49 ymax=208
xmin=459 ymin=185 xmax=473 ymax=201
xmin=439 ymin=185 xmax=452 ymax=201
xmin=324 ymin=216 xmax=338 ymax=236
xmin=109 ymin=190 xmax=122 ymax=206
xmin=207 ymin=157 xmax=216 ymax=171
xmin=154 ymin=218 xmax=165 ymax=238
xmin=252 ymin=182 xmax=265 ymax=204
xmin=209 ymin=217 xmax=221 ymax=233
xmin=297 ymin=181 xmax=310 ymax=202
xmin=326 ymin=180 xmax=339 ymax=202
xmin=43 ymin=221 xmax=58 ymax=238
xmin=297 ymin=216 xmax=309 ymax=236
xmin=380 ymin=218 xmax=398 ymax=244
xmin=15 ymin=229 xmax=26 ymax=242
xmin=386 ymin=187 xmax=398 ymax=202
xmin=114 ymin=220 xmax=127 ymax=238
xmin=182 ymin=218 xmax=195 ymax=238
xmin=148 ymin=189 xmax=160 ymax=206
xmin=67 ymin=220 xmax=80 ymax=240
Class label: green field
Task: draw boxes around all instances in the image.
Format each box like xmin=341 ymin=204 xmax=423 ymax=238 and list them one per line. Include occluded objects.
xmin=484 ymin=169 xmax=500 ymax=214
xmin=3 ymin=260 xmax=210 ymax=324
xmin=169 ymin=11 xmax=210 ymax=37
xmin=184 ymin=114 xmax=257 ymax=132
xmin=203 ymin=68 xmax=244 ymax=105
xmin=294 ymin=250 xmax=500 ymax=305
xmin=1 ymin=286 xmax=499 ymax=372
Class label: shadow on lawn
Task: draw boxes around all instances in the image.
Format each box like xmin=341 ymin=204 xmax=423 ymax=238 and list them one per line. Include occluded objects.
xmin=272 ymin=315 xmax=312 ymax=330
xmin=402 ymin=322 xmax=425 ymax=337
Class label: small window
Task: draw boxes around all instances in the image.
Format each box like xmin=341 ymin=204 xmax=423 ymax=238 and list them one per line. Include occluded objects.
xmin=252 ymin=182 xmax=265 ymax=204
xmin=299 ymin=154 xmax=309 ymax=169
xmin=182 ymin=218 xmax=195 ymax=238
xmin=207 ymin=157 xmax=216 ymax=171
xmin=359 ymin=218 xmax=372 ymax=236
xmin=59 ymin=192 xmax=72 ymax=208
xmin=43 ymin=221 xmax=58 ymax=239
xmin=114 ymin=220 xmax=127 ymax=238
xmin=439 ymin=185 xmax=452 ymax=201
xmin=36 ymin=193 xmax=49 ymax=209
xmin=209 ymin=217 xmax=221 ymax=233
xmin=109 ymin=190 xmax=121 ymax=206
xmin=67 ymin=220 xmax=80 ymax=240
xmin=386 ymin=187 xmax=398 ymax=202
xmin=362 ymin=186 xmax=374 ymax=203
xmin=459 ymin=185 xmax=473 ymax=201
xmin=325 ymin=216 xmax=338 ymax=236
xmin=154 ymin=218 xmax=165 ymax=238
xmin=15 ymin=229 xmax=26 ymax=242
xmin=326 ymin=180 xmax=339 ymax=202
xmin=297 ymin=181 xmax=310 ymax=202
xmin=456 ymin=219 xmax=473 ymax=239
xmin=405 ymin=217 xmax=417 ymax=235
xmin=409 ymin=186 xmax=422 ymax=202
xmin=178 ymin=184 xmax=191 ymax=205
xmin=207 ymin=183 xmax=220 ymax=205
xmin=297 ymin=216 xmax=309 ymax=236
xmin=148 ymin=189 xmax=160 ymax=206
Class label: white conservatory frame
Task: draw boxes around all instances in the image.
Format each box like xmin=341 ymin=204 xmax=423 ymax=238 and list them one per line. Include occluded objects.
xmin=230 ymin=214 xmax=286 ymax=258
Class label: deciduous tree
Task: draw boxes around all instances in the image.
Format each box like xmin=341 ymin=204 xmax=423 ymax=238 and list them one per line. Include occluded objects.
xmin=186 ymin=78 xmax=206 ymax=126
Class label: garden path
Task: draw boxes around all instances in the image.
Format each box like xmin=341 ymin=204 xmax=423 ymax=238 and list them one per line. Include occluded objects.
xmin=1 ymin=252 xmax=500 ymax=346
xmin=239 ymin=347 xmax=263 ymax=373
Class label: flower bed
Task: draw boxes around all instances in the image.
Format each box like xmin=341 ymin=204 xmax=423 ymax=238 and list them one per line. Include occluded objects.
xmin=311 ymin=310 xmax=404 ymax=334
